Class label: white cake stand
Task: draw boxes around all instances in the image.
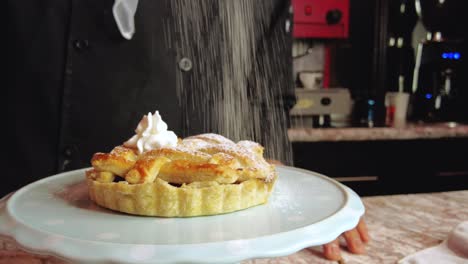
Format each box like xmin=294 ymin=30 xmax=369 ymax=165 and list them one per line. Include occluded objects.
xmin=0 ymin=166 xmax=364 ymax=264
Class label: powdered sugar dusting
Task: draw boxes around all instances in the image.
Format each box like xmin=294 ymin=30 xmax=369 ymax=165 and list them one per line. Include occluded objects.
xmin=151 ymin=146 xmax=212 ymax=161
xmin=176 ymin=134 xmax=275 ymax=181
xmin=178 ymin=138 xmax=214 ymax=149
xmin=236 ymin=140 xmax=263 ymax=155
xmin=186 ymin=133 xmax=236 ymax=145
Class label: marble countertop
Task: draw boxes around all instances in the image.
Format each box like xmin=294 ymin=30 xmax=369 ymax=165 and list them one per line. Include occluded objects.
xmin=2 ymin=190 xmax=467 ymax=264
xmin=244 ymin=189 xmax=468 ymax=264
xmin=288 ymin=122 xmax=468 ymax=142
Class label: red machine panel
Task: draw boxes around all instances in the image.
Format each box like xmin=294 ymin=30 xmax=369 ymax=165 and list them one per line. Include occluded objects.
xmin=292 ymin=0 xmax=349 ymax=38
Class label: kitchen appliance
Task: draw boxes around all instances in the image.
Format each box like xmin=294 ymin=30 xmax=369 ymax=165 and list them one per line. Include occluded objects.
xmin=290 ymin=88 xmax=353 ymax=127
xmin=386 ymin=0 xmax=418 ymax=94
xmin=292 ymin=0 xmax=349 ymax=39
xmin=411 ymin=0 xmax=468 ymax=123
xmin=299 ymin=71 xmax=323 ymax=90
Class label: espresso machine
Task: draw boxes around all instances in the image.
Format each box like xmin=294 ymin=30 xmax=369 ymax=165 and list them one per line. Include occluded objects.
xmin=411 ymin=0 xmax=468 ymax=123
xmin=386 ymin=0 xmax=418 ymax=94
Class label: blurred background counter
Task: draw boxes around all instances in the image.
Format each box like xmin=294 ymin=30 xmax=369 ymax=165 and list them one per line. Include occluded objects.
xmin=289 ymin=122 xmax=468 ymax=142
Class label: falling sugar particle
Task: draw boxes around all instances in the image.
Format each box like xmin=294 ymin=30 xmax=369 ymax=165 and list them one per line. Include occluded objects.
xmin=165 ymin=0 xmax=293 ymax=164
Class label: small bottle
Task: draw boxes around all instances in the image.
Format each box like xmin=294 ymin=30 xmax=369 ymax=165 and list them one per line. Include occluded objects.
xmin=367 ymin=99 xmax=375 ymax=127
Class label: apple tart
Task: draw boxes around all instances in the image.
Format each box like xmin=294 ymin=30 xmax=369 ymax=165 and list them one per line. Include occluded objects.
xmin=86 ymin=113 xmax=277 ymax=217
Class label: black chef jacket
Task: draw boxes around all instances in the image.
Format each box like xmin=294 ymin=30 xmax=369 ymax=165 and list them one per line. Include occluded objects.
xmin=5 ymin=0 xmax=294 ymax=197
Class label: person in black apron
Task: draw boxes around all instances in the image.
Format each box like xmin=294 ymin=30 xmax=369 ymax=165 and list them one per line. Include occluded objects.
xmin=5 ymin=0 xmax=368 ymax=260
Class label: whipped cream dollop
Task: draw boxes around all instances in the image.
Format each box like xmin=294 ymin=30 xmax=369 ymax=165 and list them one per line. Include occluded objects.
xmin=124 ymin=111 xmax=178 ymax=153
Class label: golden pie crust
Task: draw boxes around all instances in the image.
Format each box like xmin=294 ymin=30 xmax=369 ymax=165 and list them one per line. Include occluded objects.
xmin=86 ymin=133 xmax=277 ymax=217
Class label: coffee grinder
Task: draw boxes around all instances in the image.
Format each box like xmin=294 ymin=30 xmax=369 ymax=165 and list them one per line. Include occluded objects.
xmin=411 ymin=0 xmax=468 ymax=123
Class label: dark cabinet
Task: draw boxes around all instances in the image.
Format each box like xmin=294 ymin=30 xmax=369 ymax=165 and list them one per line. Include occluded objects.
xmin=292 ymin=138 xmax=468 ymax=196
